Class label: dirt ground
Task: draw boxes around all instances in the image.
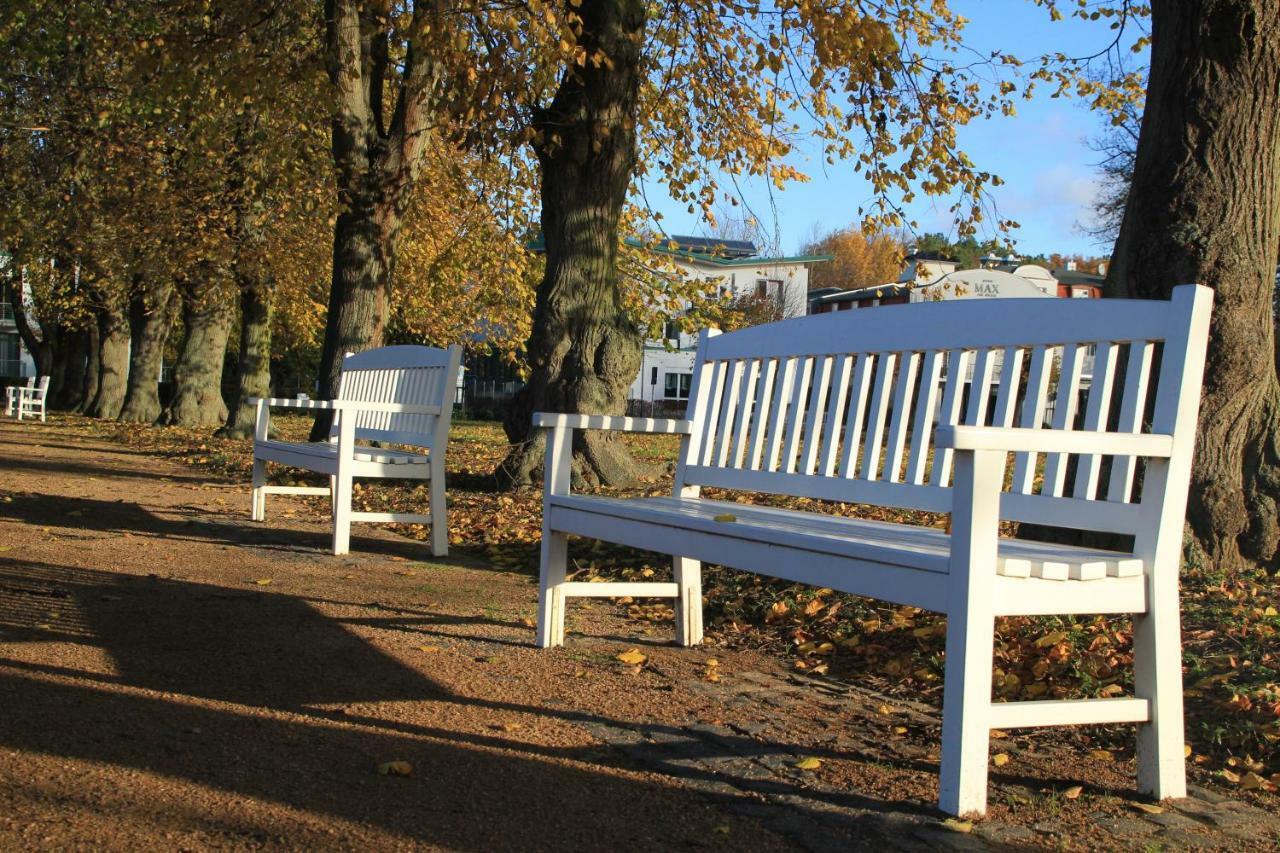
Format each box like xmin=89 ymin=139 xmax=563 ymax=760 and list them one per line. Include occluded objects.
xmin=1 ymin=417 xmax=1277 ymax=851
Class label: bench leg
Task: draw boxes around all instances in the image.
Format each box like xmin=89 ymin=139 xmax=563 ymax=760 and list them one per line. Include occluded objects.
xmin=537 ymin=530 xmax=568 ymax=648
xmin=332 ymin=473 xmax=353 ymax=556
xmin=938 ymin=601 xmax=995 ymax=817
xmin=938 ymin=448 xmax=1001 ymax=817
xmin=1135 ymin=573 xmax=1187 ymax=800
xmin=674 ymin=556 xmax=703 ymax=646
xmin=251 ymin=458 xmax=267 ymax=521
xmin=429 ymin=470 xmax=447 ymax=557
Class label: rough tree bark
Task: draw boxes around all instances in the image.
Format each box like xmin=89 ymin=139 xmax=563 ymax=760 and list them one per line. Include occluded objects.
xmin=1107 ymin=0 xmax=1280 ymax=571
xmin=162 ymin=271 xmax=233 ymax=427
xmin=51 ymin=326 xmax=88 ymax=410
xmin=118 ymin=281 xmax=177 ymax=424
xmin=222 ymin=271 xmax=275 ymax=438
xmin=87 ymin=292 xmax=129 ymax=420
xmin=75 ymin=323 xmax=99 ymax=413
xmin=497 ymin=0 xmax=648 ymax=489
xmin=309 ymin=0 xmax=443 ymax=441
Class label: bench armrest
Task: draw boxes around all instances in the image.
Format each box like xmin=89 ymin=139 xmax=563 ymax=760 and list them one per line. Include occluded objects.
xmin=935 ymin=426 xmax=1174 ymax=458
xmin=532 ymin=413 xmax=693 ymax=434
xmin=250 ymin=397 xmax=443 ymax=416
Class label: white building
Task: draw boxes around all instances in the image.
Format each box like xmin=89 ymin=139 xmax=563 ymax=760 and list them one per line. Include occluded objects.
xmin=626 ymin=236 xmax=830 ymax=412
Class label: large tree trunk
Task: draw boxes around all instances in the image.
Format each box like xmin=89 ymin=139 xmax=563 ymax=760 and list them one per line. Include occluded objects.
xmin=309 ymin=198 xmax=396 ymax=440
xmin=310 ymin=0 xmax=442 ymax=441
xmin=50 ymin=325 xmax=87 ymax=410
xmin=222 ymin=271 xmax=275 ymax=439
xmin=76 ymin=322 xmax=100 ymax=413
xmin=118 ymin=282 xmax=177 ymax=424
xmin=497 ymin=0 xmax=648 ymax=489
xmin=162 ymin=275 xmax=233 ymax=427
xmin=1107 ymin=0 xmax=1280 ymax=571
xmin=87 ymin=296 xmax=129 ymax=420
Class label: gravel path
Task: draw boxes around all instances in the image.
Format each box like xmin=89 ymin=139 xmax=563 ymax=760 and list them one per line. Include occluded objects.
xmin=1 ymin=418 xmax=1276 ymax=851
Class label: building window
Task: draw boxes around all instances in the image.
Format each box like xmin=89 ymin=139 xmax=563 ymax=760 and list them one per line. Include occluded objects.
xmin=0 ymin=332 xmax=20 ymax=377
xmin=756 ymin=278 xmax=783 ymax=300
xmin=663 ymin=320 xmax=680 ymax=342
xmin=664 ymin=372 xmax=692 ymax=400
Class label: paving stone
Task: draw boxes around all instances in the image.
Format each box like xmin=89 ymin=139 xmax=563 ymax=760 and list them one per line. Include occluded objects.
xmin=1089 ymin=813 xmax=1159 ymax=837
xmin=972 ymin=822 xmax=1036 ymax=845
xmin=1144 ymin=811 xmax=1204 ymax=831
xmin=1185 ymin=784 xmax=1229 ymax=804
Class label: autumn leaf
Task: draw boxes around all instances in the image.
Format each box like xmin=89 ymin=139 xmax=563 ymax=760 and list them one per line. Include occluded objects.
xmin=616 ymin=648 xmax=647 ymax=666
xmin=793 ymin=756 xmax=822 ymax=770
xmin=713 ymin=513 xmax=737 ymax=523
xmin=992 ymin=753 xmax=1010 ymax=767
xmin=377 ymin=760 xmax=413 ymax=777
xmin=1062 ymin=785 xmax=1083 ymax=800
xmin=252 ymin=578 xmax=272 ymax=586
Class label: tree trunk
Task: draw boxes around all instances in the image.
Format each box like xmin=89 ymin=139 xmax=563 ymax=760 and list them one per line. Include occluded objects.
xmin=87 ymin=296 xmax=129 ymax=420
xmin=310 ymin=0 xmax=443 ymax=441
xmin=222 ymin=271 xmax=275 ymax=439
xmin=162 ymin=282 xmax=233 ymax=427
xmin=78 ymin=322 xmax=100 ymax=413
xmin=497 ymin=0 xmax=648 ymax=489
xmin=118 ymin=283 xmax=177 ymax=424
xmin=1106 ymin=0 xmax=1280 ymax=571
xmin=51 ymin=325 xmax=87 ymax=410
xmin=310 ymin=198 xmax=395 ymax=440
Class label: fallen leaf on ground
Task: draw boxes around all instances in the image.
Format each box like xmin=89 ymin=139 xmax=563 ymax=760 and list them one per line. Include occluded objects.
xmin=1130 ymin=802 xmax=1163 ymax=815
xmin=521 ymin=617 xmax=535 ymax=628
xmin=1062 ymin=785 xmax=1083 ymax=800
xmin=253 ymin=578 xmax=272 ymax=586
xmin=941 ymin=819 xmax=973 ymax=834
xmin=417 ymin=645 xmax=442 ymax=653
xmin=377 ymin=760 xmax=413 ymax=777
xmin=616 ymin=648 xmax=647 ymax=666
xmin=992 ymin=753 xmax=1010 ymax=767
xmin=793 ymin=757 xmax=822 ymax=770
xmin=1089 ymin=749 xmax=1114 ymax=762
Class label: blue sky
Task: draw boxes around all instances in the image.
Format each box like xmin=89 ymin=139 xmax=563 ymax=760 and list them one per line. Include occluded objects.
xmin=645 ymin=2 xmax=1147 ymax=259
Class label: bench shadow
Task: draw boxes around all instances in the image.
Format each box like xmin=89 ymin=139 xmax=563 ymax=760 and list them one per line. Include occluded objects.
xmin=0 ymin=555 xmax=950 ymax=844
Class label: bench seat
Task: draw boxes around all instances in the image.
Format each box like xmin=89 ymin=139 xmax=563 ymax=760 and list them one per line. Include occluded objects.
xmin=549 ymin=494 xmax=1147 ymax=616
xmin=255 ymin=439 xmax=432 ymax=476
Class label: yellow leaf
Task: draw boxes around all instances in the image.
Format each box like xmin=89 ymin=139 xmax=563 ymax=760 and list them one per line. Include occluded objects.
xmin=1220 ymin=769 xmax=1240 ymax=784
xmin=1062 ymin=785 xmax=1083 ymax=800
xmin=1239 ymin=771 xmax=1267 ymax=791
xmin=1130 ymin=802 xmax=1163 ymax=815
xmin=253 ymin=578 xmax=272 ymax=586
xmin=521 ymin=617 xmax=536 ymax=628
xmin=942 ymin=819 xmax=973 ymax=834
xmin=1089 ymin=749 xmax=1114 ymax=762
xmin=713 ymin=513 xmax=737 ymax=522
xmin=793 ymin=756 xmax=822 ymax=770
xmin=616 ymin=648 xmax=647 ymax=666
xmin=377 ymin=760 xmax=413 ymax=777
xmin=992 ymin=753 xmax=1010 ymax=767
xmin=417 ymin=645 xmax=442 ymax=653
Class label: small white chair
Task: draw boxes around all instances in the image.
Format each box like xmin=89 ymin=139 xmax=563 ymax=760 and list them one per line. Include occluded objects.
xmin=249 ymin=345 xmax=462 ymax=556
xmin=5 ymin=377 xmax=34 ymax=417
xmin=16 ymin=376 xmax=49 ymax=421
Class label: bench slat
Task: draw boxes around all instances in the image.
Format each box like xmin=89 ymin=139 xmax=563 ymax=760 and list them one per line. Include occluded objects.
xmin=1011 ymin=344 xmax=1055 ymax=494
xmin=1108 ymin=341 xmax=1155 ymax=503
xmin=884 ymin=351 xmax=920 ymax=483
xmin=1075 ymin=342 xmax=1121 ymax=500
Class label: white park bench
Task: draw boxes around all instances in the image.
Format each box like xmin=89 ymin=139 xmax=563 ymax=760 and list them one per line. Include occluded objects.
xmin=249 ymin=345 xmax=462 ymax=557
xmin=5 ymin=377 xmax=35 ymax=417
xmin=8 ymin=376 xmax=49 ymax=421
xmin=533 ymin=285 xmax=1211 ymax=816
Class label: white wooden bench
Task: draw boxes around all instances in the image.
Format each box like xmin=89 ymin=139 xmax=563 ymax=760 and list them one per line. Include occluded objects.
xmin=533 ymin=285 xmax=1211 ymax=816
xmin=5 ymin=377 xmax=35 ymax=417
xmin=250 ymin=345 xmax=462 ymax=557
xmin=11 ymin=376 xmax=49 ymax=421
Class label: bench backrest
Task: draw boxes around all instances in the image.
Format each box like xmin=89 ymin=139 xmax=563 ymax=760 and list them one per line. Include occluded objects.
xmin=334 ymin=344 xmax=462 ymax=450
xmin=676 ymin=285 xmax=1212 ymax=538
xmin=33 ymin=376 xmax=49 ymax=397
